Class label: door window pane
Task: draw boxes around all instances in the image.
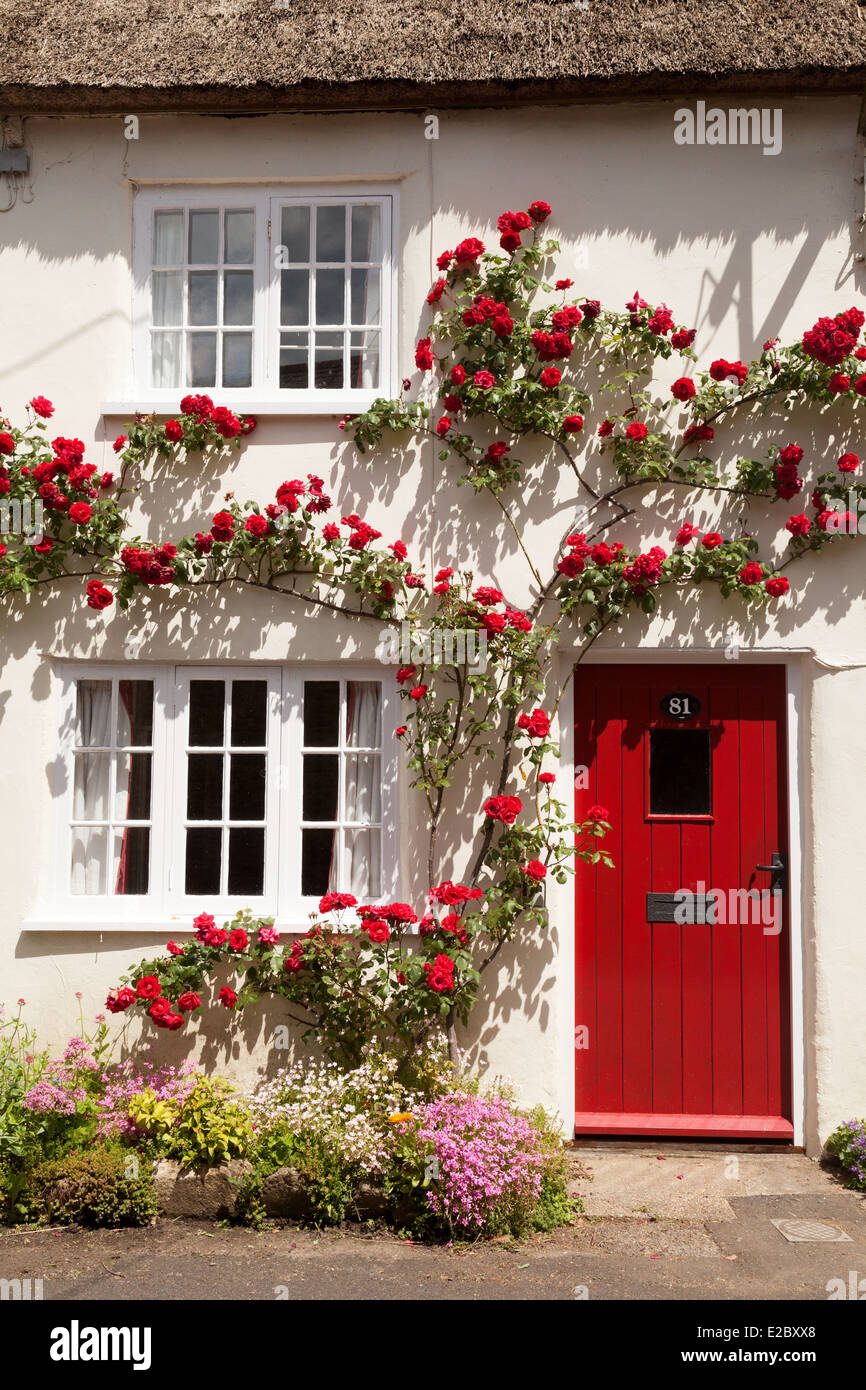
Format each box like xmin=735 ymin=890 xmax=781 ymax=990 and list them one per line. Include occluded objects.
xmin=304 ymin=681 xmax=339 ymax=746
xmin=154 ymin=210 xmax=183 ymax=264
xmin=231 ymin=681 xmax=267 ymax=746
xmin=189 ymin=681 xmax=225 ymax=747
xmin=281 ymin=205 xmax=310 ymax=263
xmin=188 ymin=209 xmax=219 ymax=263
xmin=650 ymin=729 xmax=711 ymax=816
xmin=186 ymin=826 xmax=222 ymax=895
xmin=351 ymin=204 xmax=381 ymax=262
xmin=224 ymin=209 xmax=254 ymax=264
xmin=316 ymin=204 xmax=345 ymax=262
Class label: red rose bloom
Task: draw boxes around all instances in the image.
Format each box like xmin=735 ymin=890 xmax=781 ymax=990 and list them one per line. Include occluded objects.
xmin=68 ymin=501 xmax=92 ymax=525
xmin=177 ymin=992 xmax=201 ymax=1012
xmin=415 ymin=338 xmax=434 ymax=371
xmin=676 ymin=523 xmax=700 ymax=546
xmin=427 ymin=278 xmax=447 ymax=304
xmin=409 ymin=684 xmax=428 ymax=700
xmin=766 ymin=576 xmax=790 ymax=597
xmin=701 ymin=532 xmax=723 ymax=549
xmin=473 ymin=370 xmax=495 ymax=390
xmin=229 ymin=928 xmax=249 ymax=951
xmin=244 ymin=513 xmax=268 ymax=538
xmin=105 ymin=986 xmax=136 ymax=1014
xmin=436 ymin=417 xmax=452 ymax=437
xmin=828 ymin=373 xmax=850 ymax=394
xmin=453 ymin=237 xmax=485 ymax=264
xmin=540 ymin=367 xmax=562 ymax=388
xmin=838 ymin=453 xmax=859 ymax=473
xmin=739 ymin=562 xmax=764 ymax=585
xmin=517 ymin=709 xmax=550 ymax=739
xmin=598 ymin=419 xmax=614 ymax=437
xmin=424 ymin=954 xmax=456 ymax=993
xmin=85 ymin=580 xmax=114 ymax=611
xmin=527 ymin=200 xmax=551 ymax=223
xmin=671 ymin=377 xmax=696 ymax=401
xmin=29 ymin=396 xmax=54 ymax=418
xmin=211 ymin=510 xmax=235 ymax=542
xmin=113 ymin=435 xmax=126 ymax=453
xmin=563 ymin=415 xmax=584 ymax=432
xmin=166 ymin=941 xmax=184 ymax=956
xmin=855 ymin=375 xmax=866 ymax=396
xmin=164 ymin=419 xmax=183 ymax=442
xmin=538 ymin=772 xmax=556 ymax=785
xmin=588 ymin=805 xmax=609 ymax=822
xmin=523 ymin=860 xmax=547 ymax=881
xmin=219 ymin=987 xmax=238 ymax=1009
xmin=135 ymin=975 xmax=161 ymax=1000
xmin=625 ymin=422 xmax=648 ymax=441
xmin=149 ymin=997 xmax=172 ymax=1019
xmin=365 ymin=919 xmax=391 ymax=943
xmin=786 ymin=514 xmax=811 ymax=536
xmin=319 ymin=892 xmax=357 ymax=912
xmin=484 ymin=794 xmax=522 ymax=824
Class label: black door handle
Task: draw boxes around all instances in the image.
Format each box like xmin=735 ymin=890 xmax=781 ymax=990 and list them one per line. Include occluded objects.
xmin=755 ymin=851 xmax=787 ymax=894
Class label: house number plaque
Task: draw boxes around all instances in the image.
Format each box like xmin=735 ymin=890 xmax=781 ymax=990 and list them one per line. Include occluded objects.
xmin=659 ymin=692 xmax=701 ymax=720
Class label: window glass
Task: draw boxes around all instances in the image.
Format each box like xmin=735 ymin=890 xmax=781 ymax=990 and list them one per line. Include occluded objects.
xmin=649 ymin=728 xmax=712 ymax=816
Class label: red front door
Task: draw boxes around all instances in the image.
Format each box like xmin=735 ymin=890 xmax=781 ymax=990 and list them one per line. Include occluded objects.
xmin=574 ymin=664 xmax=793 ymax=1139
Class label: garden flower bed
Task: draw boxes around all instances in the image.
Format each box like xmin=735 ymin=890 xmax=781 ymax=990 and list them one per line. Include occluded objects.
xmin=0 ymin=1003 xmax=578 ymax=1240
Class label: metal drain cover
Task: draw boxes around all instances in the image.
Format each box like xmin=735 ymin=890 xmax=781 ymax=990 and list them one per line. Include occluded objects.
xmin=771 ymin=1218 xmax=852 ymax=1243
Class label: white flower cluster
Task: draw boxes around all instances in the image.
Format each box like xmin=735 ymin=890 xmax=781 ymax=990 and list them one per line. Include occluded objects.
xmin=246 ymin=1054 xmax=426 ymax=1174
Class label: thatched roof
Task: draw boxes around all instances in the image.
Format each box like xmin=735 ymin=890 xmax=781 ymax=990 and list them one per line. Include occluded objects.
xmin=1 ymin=0 xmax=864 ymax=113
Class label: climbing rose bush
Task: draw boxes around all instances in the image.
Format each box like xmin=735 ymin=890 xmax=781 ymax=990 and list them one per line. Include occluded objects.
xmin=4 ymin=197 xmax=865 ymax=1064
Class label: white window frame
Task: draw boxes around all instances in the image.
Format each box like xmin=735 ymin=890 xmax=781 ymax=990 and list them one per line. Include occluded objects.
xmin=31 ymin=663 xmax=400 ymax=932
xmin=115 ymin=185 xmax=397 ymax=417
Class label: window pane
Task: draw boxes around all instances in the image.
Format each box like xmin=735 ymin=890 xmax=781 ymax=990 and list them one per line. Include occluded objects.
xmin=224 ymin=209 xmax=254 ymax=265
xmin=350 ymin=331 xmax=379 ymax=390
xmin=187 ymin=753 xmax=224 ymax=820
xmin=344 ymin=755 xmax=381 ymax=823
xmin=304 ymin=681 xmax=339 ymax=746
xmin=302 ymin=826 xmax=336 ymax=896
xmin=151 ymin=332 xmax=181 ymax=388
xmin=152 ymin=271 xmax=183 ymax=326
xmin=343 ymin=828 xmax=381 ymax=898
xmin=185 ymin=826 xmax=222 ymax=895
xmin=188 ymin=270 xmax=218 ymax=326
xmin=316 ymin=204 xmax=345 ymax=262
xmin=223 ymin=333 xmax=252 ymax=389
xmin=71 ymin=827 xmax=108 ymax=896
xmin=117 ymin=681 xmax=154 ymax=747
xmin=303 ymin=754 xmax=339 ymax=821
xmin=230 ymin=754 xmax=266 ymax=820
xmin=228 ymin=827 xmax=265 ymax=895
xmin=189 ymin=681 xmax=225 ymax=747
xmin=224 ymin=270 xmax=253 ymax=325
xmin=231 ymin=681 xmax=267 ymax=746
xmin=188 ymin=209 xmax=219 ymax=263
xmin=113 ymin=827 xmax=150 ymax=895
xmin=316 ymin=269 xmax=345 ymax=324
xmin=350 ymin=268 xmax=380 ymax=326
xmin=346 ymin=681 xmax=381 ymax=746
xmin=73 ymin=752 xmax=110 ymax=819
xmin=76 ymin=680 xmax=112 ymax=746
xmin=315 ymin=333 xmax=343 ymax=390
xmin=649 ymin=729 xmax=712 ymax=816
xmin=189 ymin=332 xmax=217 ymax=386
xmin=279 ymin=333 xmax=309 ymax=389
xmin=154 ymin=210 xmax=184 ymax=265
xmin=281 ymin=205 xmax=310 ymax=263
xmin=280 ymin=269 xmax=309 ymax=326
xmin=351 ymin=204 xmax=381 ymax=262
xmin=114 ymin=753 xmax=152 ymax=821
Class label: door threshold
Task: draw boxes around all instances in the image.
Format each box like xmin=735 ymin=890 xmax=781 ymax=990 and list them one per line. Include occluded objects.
xmin=574 ymin=1111 xmax=794 ymax=1140
xmin=570 ymin=1138 xmax=802 ymax=1155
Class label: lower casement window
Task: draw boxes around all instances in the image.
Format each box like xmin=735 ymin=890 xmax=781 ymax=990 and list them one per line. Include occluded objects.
xmin=49 ymin=665 xmax=398 ymax=928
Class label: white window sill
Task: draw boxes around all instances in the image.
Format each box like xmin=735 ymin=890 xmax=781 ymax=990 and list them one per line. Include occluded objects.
xmin=21 ymin=917 xmax=312 ymax=935
xmin=100 ymin=396 xmax=382 ymax=418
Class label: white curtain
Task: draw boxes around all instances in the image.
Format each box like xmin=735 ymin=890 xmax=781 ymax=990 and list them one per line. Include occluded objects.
xmin=71 ymin=681 xmax=112 ymax=895
xmin=343 ymin=681 xmax=381 ymax=898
